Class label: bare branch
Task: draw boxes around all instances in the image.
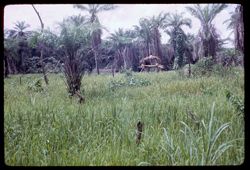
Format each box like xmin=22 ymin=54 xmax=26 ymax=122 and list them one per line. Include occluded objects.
xmin=31 ymin=5 xmax=44 ymax=32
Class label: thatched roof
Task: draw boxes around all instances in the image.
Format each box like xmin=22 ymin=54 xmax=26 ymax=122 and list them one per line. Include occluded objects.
xmin=140 ymin=55 xmax=161 ymax=64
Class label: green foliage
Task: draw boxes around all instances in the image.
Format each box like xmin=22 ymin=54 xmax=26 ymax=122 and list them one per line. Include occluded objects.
xmin=164 ymin=13 xmax=191 ymax=70
xmin=28 ymin=31 xmax=40 ymax=48
xmin=225 ymin=90 xmax=244 ymax=115
xmin=186 ymin=4 xmax=227 ymax=58
xmin=27 ymin=79 xmax=44 ymax=92
xmin=4 ymin=37 xmax=19 ymax=61
xmin=4 ymin=70 xmax=244 ymax=165
xmin=173 ymin=29 xmax=186 ymax=69
xmin=177 ymin=59 xmax=239 ymax=79
xmin=192 ymin=57 xmax=215 ymax=77
xmin=109 ymin=70 xmax=151 ymax=91
xmin=58 ymin=18 xmax=90 ymax=95
xmin=212 ymin=64 xmax=233 ymax=77
xmin=177 ymin=64 xmax=194 ymax=78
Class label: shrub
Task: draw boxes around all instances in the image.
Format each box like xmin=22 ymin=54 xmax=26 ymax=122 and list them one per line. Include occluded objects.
xmin=63 ymin=55 xmax=84 ymax=96
xmin=109 ymin=71 xmax=151 ymax=91
xmin=177 ymin=64 xmax=195 ymax=78
xmin=27 ymin=79 xmax=44 ymax=92
xmin=192 ymin=57 xmax=215 ymax=77
xmin=225 ymin=90 xmax=244 ymax=115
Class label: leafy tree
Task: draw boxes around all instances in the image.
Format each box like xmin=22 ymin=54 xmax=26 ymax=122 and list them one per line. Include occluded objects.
xmin=108 ymin=28 xmax=137 ymax=72
xmin=224 ymin=5 xmax=244 ymax=55
xmin=4 ymin=29 xmax=19 ymax=76
xmin=73 ymin=4 xmax=118 ymax=74
xmin=186 ymin=4 xmax=227 ymax=60
xmin=133 ymin=13 xmax=168 ymax=69
xmin=57 ymin=17 xmax=90 ymax=96
xmin=164 ymin=12 xmax=192 ymax=69
xmin=8 ymin=21 xmax=31 ymax=39
xmin=27 ymin=28 xmax=60 ymax=73
xmin=5 ymin=21 xmax=32 ymax=73
xmin=148 ymin=12 xmax=168 ymax=59
xmin=134 ymin=18 xmax=153 ymax=57
xmin=65 ymin=14 xmax=87 ymax=27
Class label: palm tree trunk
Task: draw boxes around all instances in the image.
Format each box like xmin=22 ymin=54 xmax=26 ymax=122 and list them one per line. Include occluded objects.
xmin=203 ymin=41 xmax=209 ymax=58
xmin=123 ymin=47 xmax=127 ymax=69
xmin=94 ymin=50 xmax=100 ymax=75
xmin=4 ymin=55 xmax=9 ymax=78
xmin=20 ymin=51 xmax=25 ymax=73
xmin=235 ymin=5 xmax=244 ymax=54
xmin=40 ymin=50 xmax=49 ymax=85
xmin=146 ymin=41 xmax=150 ymax=56
xmin=112 ymin=64 xmax=115 ymax=77
xmin=188 ymin=54 xmax=191 ymax=77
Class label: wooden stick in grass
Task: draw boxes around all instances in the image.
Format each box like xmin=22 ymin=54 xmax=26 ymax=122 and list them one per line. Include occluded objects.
xmin=136 ymin=121 xmax=144 ymax=145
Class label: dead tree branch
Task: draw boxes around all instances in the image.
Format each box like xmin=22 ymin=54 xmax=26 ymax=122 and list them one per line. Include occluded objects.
xmin=32 ymin=4 xmax=48 ymax=85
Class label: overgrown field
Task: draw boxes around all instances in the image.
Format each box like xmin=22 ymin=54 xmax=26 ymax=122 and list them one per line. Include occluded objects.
xmin=4 ymin=68 xmax=244 ymax=166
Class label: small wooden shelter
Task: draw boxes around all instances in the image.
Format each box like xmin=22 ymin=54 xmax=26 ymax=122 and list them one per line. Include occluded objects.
xmin=139 ymin=55 xmax=164 ymax=72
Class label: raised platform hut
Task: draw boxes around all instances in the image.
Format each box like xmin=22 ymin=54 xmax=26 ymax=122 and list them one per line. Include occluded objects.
xmin=139 ymin=55 xmax=164 ymax=72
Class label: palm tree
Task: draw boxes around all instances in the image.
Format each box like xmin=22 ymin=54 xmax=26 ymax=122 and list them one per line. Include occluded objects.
xmin=224 ymin=4 xmax=244 ymax=55
xmin=163 ymin=12 xmax=192 ymax=69
xmin=186 ymin=4 xmax=228 ymax=60
xmin=4 ymin=29 xmax=18 ymax=76
xmin=108 ymin=28 xmax=136 ymax=71
xmin=8 ymin=21 xmax=31 ymax=39
xmin=65 ymin=14 xmax=87 ymax=27
xmin=58 ymin=17 xmax=89 ymax=96
xmin=7 ymin=21 xmax=31 ymax=73
xmin=147 ymin=12 xmax=168 ymax=59
xmin=73 ymin=4 xmax=118 ymax=74
xmin=133 ymin=13 xmax=167 ymax=69
xmin=134 ymin=18 xmax=153 ymax=57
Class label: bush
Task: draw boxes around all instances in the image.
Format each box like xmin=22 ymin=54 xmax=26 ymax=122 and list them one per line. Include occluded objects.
xmin=63 ymin=56 xmax=84 ymax=96
xmin=212 ymin=64 xmax=234 ymax=77
xmin=225 ymin=90 xmax=244 ymax=115
xmin=177 ymin=64 xmax=195 ymax=78
xmin=192 ymin=57 xmax=215 ymax=77
xmin=109 ymin=71 xmax=151 ymax=91
xmin=27 ymin=79 xmax=44 ymax=92
xmin=178 ymin=57 xmax=239 ymax=78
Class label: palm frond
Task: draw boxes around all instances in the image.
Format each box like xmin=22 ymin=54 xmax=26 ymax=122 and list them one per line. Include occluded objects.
xmin=178 ymin=18 xmax=192 ymax=28
xmin=73 ymin=4 xmax=89 ymax=11
xmin=98 ymin=4 xmax=118 ymax=11
xmin=13 ymin=21 xmax=30 ymax=32
xmin=186 ymin=6 xmax=203 ymax=22
xmin=209 ymin=4 xmax=228 ymax=23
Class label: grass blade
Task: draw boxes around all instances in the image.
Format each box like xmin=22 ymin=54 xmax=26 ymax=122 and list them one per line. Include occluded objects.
xmin=209 ymin=122 xmax=231 ymax=158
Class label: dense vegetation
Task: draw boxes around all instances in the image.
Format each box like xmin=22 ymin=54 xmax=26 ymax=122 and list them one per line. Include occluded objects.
xmin=4 ymin=4 xmax=244 ymax=76
xmin=4 ymin=67 xmax=244 ymax=165
xmin=4 ymin=4 xmax=244 ymax=166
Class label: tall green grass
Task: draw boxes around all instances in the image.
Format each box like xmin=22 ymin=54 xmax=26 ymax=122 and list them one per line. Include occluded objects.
xmin=4 ymin=68 xmax=244 ymax=166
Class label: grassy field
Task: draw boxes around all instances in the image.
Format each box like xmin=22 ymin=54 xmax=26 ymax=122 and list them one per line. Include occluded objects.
xmin=4 ymin=68 xmax=244 ymax=166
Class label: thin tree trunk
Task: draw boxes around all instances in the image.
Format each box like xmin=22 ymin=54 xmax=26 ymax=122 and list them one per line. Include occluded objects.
xmin=4 ymin=55 xmax=9 ymax=78
xmin=94 ymin=50 xmax=100 ymax=75
xmin=40 ymin=50 xmax=49 ymax=84
xmin=32 ymin=5 xmax=44 ymax=29
xmin=112 ymin=64 xmax=115 ymax=77
xmin=188 ymin=54 xmax=191 ymax=77
xmin=123 ymin=47 xmax=127 ymax=69
xmin=32 ymin=4 xmax=48 ymax=85
xmin=147 ymin=41 xmax=150 ymax=56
